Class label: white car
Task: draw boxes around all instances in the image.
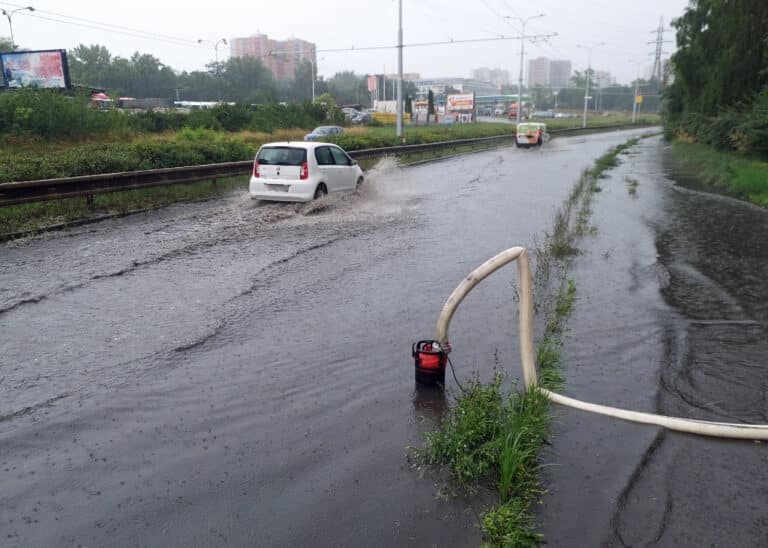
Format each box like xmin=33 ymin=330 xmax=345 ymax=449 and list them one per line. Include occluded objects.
xmin=249 ymin=142 xmax=364 ymax=202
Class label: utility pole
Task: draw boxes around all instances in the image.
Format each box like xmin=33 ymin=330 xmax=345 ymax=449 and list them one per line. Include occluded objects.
xmin=198 ymin=37 xmax=228 ymax=101
xmin=309 ymin=57 xmax=316 ymax=102
xmin=648 ymin=17 xmax=670 ymax=83
xmin=629 ymin=60 xmax=641 ymax=124
xmin=396 ymin=0 xmax=404 ymax=137
xmin=506 ymin=13 xmax=546 ymax=124
xmin=578 ymin=42 xmax=605 ymax=129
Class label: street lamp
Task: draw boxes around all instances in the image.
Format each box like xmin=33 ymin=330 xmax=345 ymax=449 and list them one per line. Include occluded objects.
xmin=505 ymin=13 xmax=545 ymax=124
xmin=629 ymin=60 xmax=641 ymax=124
xmin=198 ymin=37 xmax=228 ymax=73
xmin=198 ymin=38 xmax=227 ymax=101
xmin=2 ymin=6 xmax=34 ymax=50
xmin=577 ymin=42 xmax=605 ymax=129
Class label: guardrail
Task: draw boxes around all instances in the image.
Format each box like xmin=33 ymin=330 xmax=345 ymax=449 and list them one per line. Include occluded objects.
xmin=0 ymin=124 xmax=652 ymax=207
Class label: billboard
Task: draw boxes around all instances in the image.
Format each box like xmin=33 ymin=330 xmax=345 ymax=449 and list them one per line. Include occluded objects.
xmin=1 ymin=49 xmax=71 ymax=89
xmin=446 ymin=93 xmax=474 ymax=111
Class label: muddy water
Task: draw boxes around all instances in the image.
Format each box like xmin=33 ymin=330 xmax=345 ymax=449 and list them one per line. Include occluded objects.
xmin=1 ymin=130 xmax=651 ymax=546
xmin=538 ymin=137 xmax=768 ymax=546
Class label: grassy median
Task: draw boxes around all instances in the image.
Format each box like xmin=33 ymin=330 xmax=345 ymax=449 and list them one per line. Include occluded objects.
xmin=412 ymin=137 xmax=642 ymax=546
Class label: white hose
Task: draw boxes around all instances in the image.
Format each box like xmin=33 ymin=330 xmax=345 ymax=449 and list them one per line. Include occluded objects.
xmin=435 ymin=246 xmax=768 ymax=440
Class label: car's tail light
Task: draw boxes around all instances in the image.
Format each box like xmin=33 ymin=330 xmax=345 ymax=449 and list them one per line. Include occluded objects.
xmin=300 ymin=161 xmax=308 ymax=180
xmin=253 ymin=160 xmax=260 ymax=178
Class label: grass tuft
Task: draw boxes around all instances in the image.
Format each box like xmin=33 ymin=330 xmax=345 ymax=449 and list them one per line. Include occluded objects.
xmin=415 ymin=136 xmax=641 ymax=546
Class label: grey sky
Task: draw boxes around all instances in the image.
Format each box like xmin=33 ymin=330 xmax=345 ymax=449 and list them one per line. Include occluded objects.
xmin=3 ymin=0 xmax=690 ymax=85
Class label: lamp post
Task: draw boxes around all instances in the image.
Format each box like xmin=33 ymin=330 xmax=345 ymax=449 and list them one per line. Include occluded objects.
xmin=198 ymin=38 xmax=227 ymax=101
xmin=629 ymin=60 xmax=641 ymax=124
xmin=2 ymin=6 xmax=34 ymax=50
xmin=505 ymin=13 xmax=545 ymax=124
xmin=198 ymin=37 xmax=227 ymax=72
xmin=396 ymin=0 xmax=404 ymax=138
xmin=577 ymin=42 xmax=605 ymax=129
xmin=308 ymin=57 xmax=319 ymax=102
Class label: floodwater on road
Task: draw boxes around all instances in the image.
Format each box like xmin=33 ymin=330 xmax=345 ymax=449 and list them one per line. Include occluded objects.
xmin=537 ymin=137 xmax=768 ymax=546
xmin=0 ymin=130 xmax=649 ymax=547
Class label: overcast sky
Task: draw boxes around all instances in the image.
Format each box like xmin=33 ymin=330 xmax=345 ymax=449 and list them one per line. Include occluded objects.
xmin=3 ymin=0 xmax=690 ymax=85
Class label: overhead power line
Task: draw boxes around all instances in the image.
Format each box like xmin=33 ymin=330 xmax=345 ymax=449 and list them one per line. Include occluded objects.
xmin=0 ymin=1 xmax=207 ymax=49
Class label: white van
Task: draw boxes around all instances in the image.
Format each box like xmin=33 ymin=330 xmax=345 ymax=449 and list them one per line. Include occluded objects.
xmin=515 ymin=123 xmax=549 ymax=148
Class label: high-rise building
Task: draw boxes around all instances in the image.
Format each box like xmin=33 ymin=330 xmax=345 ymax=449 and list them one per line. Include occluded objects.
xmin=230 ymin=33 xmax=316 ymax=81
xmin=527 ymin=57 xmax=572 ymax=89
xmin=472 ymin=67 xmax=510 ymax=88
xmin=527 ymin=57 xmax=549 ymax=88
xmin=594 ymin=70 xmax=616 ymax=88
xmin=549 ymin=60 xmax=572 ymax=89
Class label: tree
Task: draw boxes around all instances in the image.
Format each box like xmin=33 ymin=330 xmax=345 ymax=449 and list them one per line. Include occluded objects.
xmin=314 ymin=92 xmax=342 ymax=122
xmin=327 ymin=71 xmax=368 ymax=107
xmin=427 ymin=89 xmax=435 ymax=124
xmin=668 ymin=0 xmax=768 ymax=118
xmin=69 ymin=44 xmax=113 ymax=88
xmin=0 ymin=36 xmax=14 ymax=52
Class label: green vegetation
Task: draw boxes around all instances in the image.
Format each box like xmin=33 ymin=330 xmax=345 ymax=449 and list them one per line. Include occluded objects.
xmin=664 ymin=1 xmax=768 ymax=156
xmin=0 ymin=89 xmax=334 ymax=142
xmin=625 ymin=176 xmax=639 ymax=197
xmin=64 ymin=44 xmax=400 ymax=106
xmin=330 ymin=123 xmax=515 ymax=151
xmin=671 ymin=140 xmax=768 ymax=207
xmin=0 ymin=128 xmax=255 ymax=183
xmin=414 ymin=138 xmax=638 ymax=546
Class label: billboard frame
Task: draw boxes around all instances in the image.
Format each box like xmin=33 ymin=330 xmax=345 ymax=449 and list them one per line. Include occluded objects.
xmin=0 ymin=49 xmax=71 ymax=90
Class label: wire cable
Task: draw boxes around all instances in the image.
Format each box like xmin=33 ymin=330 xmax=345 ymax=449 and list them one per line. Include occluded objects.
xmin=446 ymin=355 xmax=466 ymax=393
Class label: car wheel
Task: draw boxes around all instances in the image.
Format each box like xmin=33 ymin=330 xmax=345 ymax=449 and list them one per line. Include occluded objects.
xmin=515 ymin=141 xmax=522 ymax=148
xmin=356 ymin=176 xmax=364 ymax=190
xmin=314 ymin=183 xmax=328 ymax=200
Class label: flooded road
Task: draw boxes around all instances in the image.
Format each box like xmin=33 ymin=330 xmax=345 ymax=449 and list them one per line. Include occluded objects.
xmin=538 ymin=137 xmax=768 ymax=546
xmin=0 ymin=130 xmax=649 ymax=547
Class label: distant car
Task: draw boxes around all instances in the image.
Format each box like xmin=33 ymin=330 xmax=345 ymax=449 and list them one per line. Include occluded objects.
xmin=515 ymin=122 xmax=549 ymax=148
xmin=249 ymin=141 xmax=364 ymax=202
xmin=351 ymin=111 xmax=372 ymax=124
xmin=304 ymin=126 xmax=344 ymax=141
xmin=532 ymin=111 xmax=555 ymax=119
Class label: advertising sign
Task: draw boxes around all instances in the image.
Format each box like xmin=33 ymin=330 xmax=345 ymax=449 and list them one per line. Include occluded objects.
xmin=446 ymin=93 xmax=474 ymax=111
xmin=0 ymin=49 xmax=71 ymax=89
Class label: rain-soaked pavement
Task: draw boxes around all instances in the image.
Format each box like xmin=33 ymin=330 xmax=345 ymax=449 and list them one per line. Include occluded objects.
xmin=537 ymin=137 xmax=768 ymax=546
xmin=3 ymin=129 xmax=760 ymax=547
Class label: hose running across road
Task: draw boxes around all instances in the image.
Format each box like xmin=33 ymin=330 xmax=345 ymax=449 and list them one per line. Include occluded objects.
xmin=435 ymin=247 xmax=768 ymax=440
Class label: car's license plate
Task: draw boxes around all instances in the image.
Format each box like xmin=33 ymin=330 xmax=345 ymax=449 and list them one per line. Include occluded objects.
xmin=266 ymin=184 xmax=289 ymax=192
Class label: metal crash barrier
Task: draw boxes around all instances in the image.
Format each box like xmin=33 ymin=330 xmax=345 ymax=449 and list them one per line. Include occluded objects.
xmin=435 ymin=247 xmax=768 ymax=440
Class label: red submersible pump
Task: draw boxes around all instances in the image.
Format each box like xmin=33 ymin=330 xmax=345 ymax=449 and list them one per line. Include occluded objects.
xmin=412 ymin=340 xmax=450 ymax=386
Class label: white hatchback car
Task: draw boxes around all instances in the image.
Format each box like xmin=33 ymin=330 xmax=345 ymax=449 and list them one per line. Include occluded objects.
xmin=249 ymin=142 xmax=364 ymax=202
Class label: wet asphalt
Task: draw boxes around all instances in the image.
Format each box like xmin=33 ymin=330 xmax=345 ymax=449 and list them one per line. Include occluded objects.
xmin=537 ymin=137 xmax=768 ymax=547
xmin=2 ymin=128 xmax=743 ymax=547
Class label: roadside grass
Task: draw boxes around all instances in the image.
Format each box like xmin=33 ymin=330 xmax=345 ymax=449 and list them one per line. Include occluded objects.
xmin=625 ymin=176 xmax=639 ymax=197
xmin=413 ymin=137 xmax=640 ymax=546
xmin=0 ymin=176 xmax=244 ymax=238
xmin=671 ymin=140 xmax=768 ymax=207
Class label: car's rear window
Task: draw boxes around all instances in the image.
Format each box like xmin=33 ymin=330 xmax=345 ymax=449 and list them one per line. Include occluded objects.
xmin=257 ymin=147 xmax=307 ymax=165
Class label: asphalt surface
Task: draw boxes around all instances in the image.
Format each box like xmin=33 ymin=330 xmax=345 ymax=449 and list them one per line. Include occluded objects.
xmin=1 ymin=130 xmax=654 ymax=547
xmin=537 ymin=137 xmax=768 ymax=546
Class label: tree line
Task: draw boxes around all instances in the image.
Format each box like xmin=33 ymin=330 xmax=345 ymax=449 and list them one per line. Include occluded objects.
xmin=665 ymin=0 xmax=768 ymax=154
xmin=65 ymin=44 xmax=374 ymax=107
